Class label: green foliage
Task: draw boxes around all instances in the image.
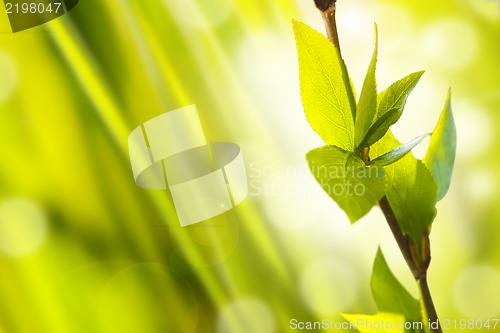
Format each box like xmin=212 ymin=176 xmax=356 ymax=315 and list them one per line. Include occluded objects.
xmin=369 ymin=133 xmax=430 ymax=167
xmin=371 ymin=132 xmax=438 ymax=250
xmin=360 ymin=71 xmax=425 ymax=148
xmin=294 ymin=16 xmax=456 ymax=333
xmin=424 ymin=89 xmax=457 ymax=201
xmin=371 ymin=248 xmax=422 ymax=324
xmin=293 ymin=21 xmax=436 ymax=224
xmin=306 ymin=146 xmax=385 ymax=223
xmin=355 ymin=24 xmax=379 ymax=149
xmin=343 ymin=249 xmax=426 ymax=333
xmin=292 ymin=20 xmax=356 ymax=151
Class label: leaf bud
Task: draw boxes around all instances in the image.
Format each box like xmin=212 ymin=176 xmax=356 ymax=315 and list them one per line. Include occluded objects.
xmin=314 ymin=0 xmax=336 ymax=12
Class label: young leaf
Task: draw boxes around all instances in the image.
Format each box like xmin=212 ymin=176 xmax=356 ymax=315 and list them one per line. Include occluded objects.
xmin=355 ymin=24 xmax=378 ymax=149
xmin=341 ymin=313 xmax=405 ymax=333
xmin=377 ymin=71 xmax=424 ymax=121
xmin=371 ymin=248 xmax=422 ymax=323
xmin=358 ymin=108 xmax=399 ymax=149
xmin=306 ymin=145 xmax=385 ymax=223
xmin=371 ymin=131 xmax=438 ymax=251
xmin=293 ymin=20 xmax=355 ymax=151
xmin=361 ymin=71 xmax=425 ymax=148
xmin=424 ymin=89 xmax=456 ymax=201
xmin=369 ymin=133 xmax=430 ymax=167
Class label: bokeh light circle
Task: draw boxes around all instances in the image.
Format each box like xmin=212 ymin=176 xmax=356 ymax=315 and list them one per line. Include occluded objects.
xmin=168 ymin=212 xmax=239 ymax=269
xmin=217 ymin=298 xmax=276 ymax=333
xmin=0 ymin=51 xmax=17 ymax=102
xmin=300 ymin=258 xmax=357 ymax=315
xmin=261 ymin=176 xmax=326 ymax=231
xmin=420 ymin=19 xmax=478 ymax=70
xmin=0 ymin=198 xmax=48 ymax=257
xmin=453 ymin=100 xmax=493 ymax=159
xmin=100 ymin=263 xmax=198 ymax=333
xmin=464 ymin=170 xmax=497 ymax=204
xmin=453 ymin=265 xmax=500 ymax=319
xmin=24 ymin=261 xmax=133 ymax=333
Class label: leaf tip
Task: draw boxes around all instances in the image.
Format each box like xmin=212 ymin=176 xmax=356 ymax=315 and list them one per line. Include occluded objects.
xmin=447 ymin=87 xmax=452 ymax=100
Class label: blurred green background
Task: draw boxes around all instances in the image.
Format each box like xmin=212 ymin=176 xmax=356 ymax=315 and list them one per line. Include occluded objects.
xmin=0 ymin=0 xmax=499 ymax=332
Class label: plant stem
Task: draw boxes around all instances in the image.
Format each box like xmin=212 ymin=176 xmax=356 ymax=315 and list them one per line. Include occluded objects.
xmin=378 ymin=197 xmax=421 ymax=279
xmin=317 ymin=1 xmax=341 ymax=53
xmin=380 ymin=197 xmax=442 ymax=333
xmin=418 ymin=273 xmax=442 ymax=333
xmin=316 ymin=2 xmax=442 ymax=332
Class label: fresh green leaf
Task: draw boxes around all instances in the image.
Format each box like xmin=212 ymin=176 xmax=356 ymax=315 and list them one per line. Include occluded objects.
xmin=343 ymin=60 xmax=358 ymax=121
xmin=371 ymin=131 xmax=438 ymax=250
xmin=369 ymin=133 xmax=430 ymax=167
xmin=376 ymin=71 xmax=424 ymax=120
xmin=341 ymin=312 xmax=405 ymax=333
xmin=355 ymin=24 xmax=378 ymax=149
xmin=349 ymin=76 xmax=357 ymax=102
xmin=424 ymin=89 xmax=456 ymax=201
xmin=362 ymin=71 xmax=425 ymax=147
xmin=293 ymin=20 xmax=355 ymax=151
xmin=371 ymin=248 xmax=422 ymax=323
xmin=306 ymin=145 xmax=385 ymax=223
xmin=358 ymin=108 xmax=399 ymax=149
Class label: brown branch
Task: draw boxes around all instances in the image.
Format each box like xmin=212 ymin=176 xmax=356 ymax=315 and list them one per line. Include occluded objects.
xmin=380 ymin=197 xmax=442 ymax=333
xmin=419 ymin=273 xmax=442 ymax=333
xmin=316 ymin=1 xmax=341 ymax=54
xmin=379 ymin=197 xmax=421 ymax=279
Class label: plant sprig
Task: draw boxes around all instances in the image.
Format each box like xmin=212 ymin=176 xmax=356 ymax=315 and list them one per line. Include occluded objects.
xmin=293 ymin=2 xmax=457 ymax=332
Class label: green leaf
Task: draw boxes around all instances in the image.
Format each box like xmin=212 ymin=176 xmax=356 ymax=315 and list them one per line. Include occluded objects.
xmin=423 ymin=89 xmax=456 ymax=201
xmin=358 ymin=108 xmax=399 ymax=149
xmin=306 ymin=145 xmax=385 ymax=223
xmin=293 ymin=20 xmax=355 ymax=151
xmin=341 ymin=312 xmax=405 ymax=333
xmin=377 ymin=71 xmax=424 ymax=121
xmin=355 ymin=24 xmax=378 ymax=149
xmin=371 ymin=248 xmax=422 ymax=323
xmin=369 ymin=133 xmax=430 ymax=167
xmin=371 ymin=131 xmax=438 ymax=250
xmin=362 ymin=71 xmax=425 ymax=148
xmin=344 ymin=60 xmax=358 ymax=121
